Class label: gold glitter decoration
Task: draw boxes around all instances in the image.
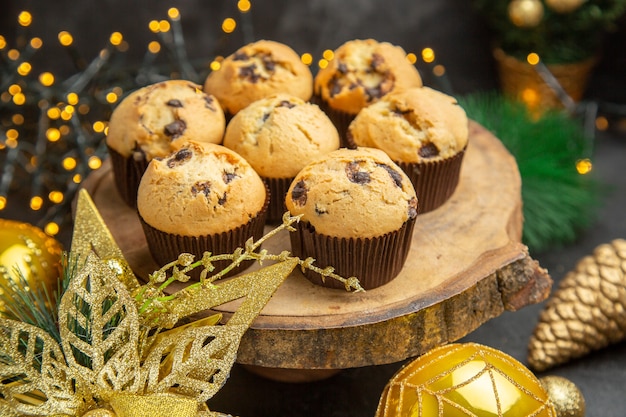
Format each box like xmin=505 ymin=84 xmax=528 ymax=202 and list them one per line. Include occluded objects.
xmin=540 ymin=376 xmax=586 ymax=417
xmin=376 ymin=342 xmax=556 ymax=417
xmin=82 ymin=409 xmax=117 ymax=417
xmin=0 ymin=190 xmax=302 ymax=416
xmin=71 ymin=189 xmax=139 ymax=292
xmin=0 ymin=219 xmax=63 ymax=312
xmin=528 ymin=239 xmax=626 ymax=371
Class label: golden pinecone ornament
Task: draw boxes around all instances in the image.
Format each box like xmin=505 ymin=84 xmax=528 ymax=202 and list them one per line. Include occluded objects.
xmin=528 ymin=239 xmax=626 ymax=371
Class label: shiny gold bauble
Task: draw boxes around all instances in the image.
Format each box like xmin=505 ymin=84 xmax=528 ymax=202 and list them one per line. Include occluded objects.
xmin=376 ymin=343 xmax=556 ymax=417
xmin=545 ymin=0 xmax=586 ymax=14
xmin=508 ymin=0 xmax=545 ymax=28
xmin=0 ymin=219 xmax=63 ymax=311
xmin=540 ymin=376 xmax=586 ymax=417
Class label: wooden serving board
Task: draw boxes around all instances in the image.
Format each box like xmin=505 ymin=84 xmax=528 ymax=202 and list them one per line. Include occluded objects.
xmin=80 ymin=121 xmax=552 ymax=378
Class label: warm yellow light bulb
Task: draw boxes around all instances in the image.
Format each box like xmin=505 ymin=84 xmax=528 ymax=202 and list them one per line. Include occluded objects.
xmin=168 ymin=7 xmax=180 ymax=20
xmin=421 ymin=47 xmax=435 ymax=63
xmin=62 ymin=157 xmax=77 ymax=170
xmin=60 ymin=110 xmax=72 ymax=121
xmin=210 ymin=60 xmax=222 ymax=71
xmin=0 ymin=36 xmax=6 ymax=50
xmin=30 ymin=37 xmax=43 ymax=49
xmin=159 ymin=20 xmax=171 ymax=32
xmin=406 ymin=52 xmax=417 ymax=64
xmin=595 ymin=116 xmax=609 ymax=131
xmin=106 ymin=92 xmax=118 ymax=103
xmin=238 ymin=0 xmax=251 ymax=12
xmin=301 ymin=53 xmax=313 ymax=66
xmin=66 ymin=92 xmax=79 ymax=105
xmin=8 ymin=84 xmax=21 ymax=95
xmin=149 ymin=20 xmax=160 ymax=33
xmin=576 ymin=158 xmax=593 ymax=175
xmin=8 ymin=49 xmax=20 ymax=60
xmin=12 ymin=114 xmax=24 ymax=125
xmin=93 ymin=121 xmax=106 ymax=132
xmin=0 ymin=196 xmax=6 ymax=211
xmin=318 ymin=58 xmax=329 ymax=69
xmin=6 ymin=129 xmax=19 ymax=140
xmin=39 ymin=72 xmax=55 ymax=86
xmin=17 ymin=62 xmax=32 ymax=76
xmin=12 ymin=93 xmax=26 ymax=105
xmin=527 ymin=52 xmax=540 ymax=65
xmin=148 ymin=41 xmax=161 ymax=54
xmin=48 ymin=191 xmax=64 ymax=204
xmin=88 ymin=156 xmax=102 ymax=170
xmin=72 ymin=174 xmax=82 ymax=184
xmin=109 ymin=32 xmax=123 ymax=46
xmin=47 ymin=107 xmax=61 ymax=120
xmin=58 ymin=31 xmax=74 ymax=46
xmin=222 ymin=18 xmax=236 ymax=33
xmin=46 ymin=128 xmax=61 ymax=142
xmin=44 ymin=222 xmax=59 ymax=236
xmin=5 ymin=138 xmax=18 ymax=149
xmin=18 ymin=11 xmax=33 ymax=27
xmin=322 ymin=49 xmax=334 ymax=61
xmin=30 ymin=196 xmax=43 ymax=211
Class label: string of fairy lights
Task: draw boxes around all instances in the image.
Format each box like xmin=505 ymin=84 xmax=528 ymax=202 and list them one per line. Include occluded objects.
xmin=0 ymin=1 xmax=616 ymax=238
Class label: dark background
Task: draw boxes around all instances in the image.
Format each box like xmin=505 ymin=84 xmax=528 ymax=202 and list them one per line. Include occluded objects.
xmin=2 ymin=1 xmax=626 ymax=416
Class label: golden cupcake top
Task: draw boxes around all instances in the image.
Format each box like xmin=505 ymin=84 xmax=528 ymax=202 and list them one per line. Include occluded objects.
xmin=348 ymin=86 xmax=469 ymax=163
xmin=137 ymin=141 xmax=266 ymax=236
xmin=106 ymin=79 xmax=225 ymax=160
xmin=222 ymin=93 xmax=340 ymax=178
xmin=285 ymin=147 xmax=418 ymax=239
xmin=314 ymin=38 xmax=423 ymax=115
xmin=204 ymin=40 xmax=313 ymax=115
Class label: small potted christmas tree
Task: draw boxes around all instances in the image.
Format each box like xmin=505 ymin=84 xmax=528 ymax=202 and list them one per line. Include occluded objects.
xmin=474 ymin=0 xmax=626 ymax=111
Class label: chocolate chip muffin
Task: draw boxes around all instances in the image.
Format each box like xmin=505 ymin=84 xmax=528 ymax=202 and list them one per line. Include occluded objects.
xmin=347 ymin=87 xmax=468 ymax=213
xmin=106 ymin=79 xmax=225 ymax=207
xmin=285 ymin=147 xmax=418 ymax=289
xmin=137 ymin=141 xmax=268 ymax=276
xmin=223 ymin=93 xmax=340 ymax=223
xmin=313 ymin=39 xmax=423 ymax=144
xmin=203 ymin=40 xmax=313 ymax=117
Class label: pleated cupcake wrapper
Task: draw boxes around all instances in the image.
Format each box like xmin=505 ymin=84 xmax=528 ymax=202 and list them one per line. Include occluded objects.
xmin=289 ymin=218 xmax=416 ymax=290
xmin=396 ymin=145 xmax=466 ymax=214
xmin=139 ymin=190 xmax=269 ymax=280
xmin=262 ymin=176 xmax=294 ymax=225
xmin=107 ymin=145 xmax=150 ymax=208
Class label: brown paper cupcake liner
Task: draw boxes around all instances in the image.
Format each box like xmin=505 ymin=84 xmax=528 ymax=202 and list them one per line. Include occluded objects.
xmin=107 ymin=145 xmax=150 ymax=208
xmin=262 ymin=176 xmax=294 ymax=224
xmin=289 ymin=218 xmax=416 ymax=290
xmin=139 ymin=190 xmax=269 ymax=279
xmin=397 ymin=145 xmax=466 ymax=214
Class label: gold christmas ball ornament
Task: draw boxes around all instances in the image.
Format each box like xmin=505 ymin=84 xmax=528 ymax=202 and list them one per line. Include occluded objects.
xmin=540 ymin=376 xmax=586 ymax=417
xmin=376 ymin=343 xmax=556 ymax=417
xmin=0 ymin=219 xmax=64 ymax=311
xmin=545 ymin=0 xmax=587 ymax=14
xmin=528 ymin=239 xmax=626 ymax=371
xmin=508 ymin=0 xmax=545 ymax=28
